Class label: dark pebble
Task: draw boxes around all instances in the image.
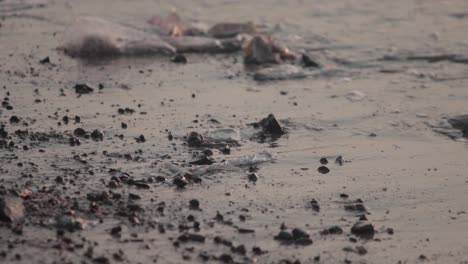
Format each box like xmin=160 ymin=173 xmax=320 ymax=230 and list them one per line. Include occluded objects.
xmin=178 ymin=233 xmax=205 ymax=243
xmin=350 ymin=221 xmax=375 ymax=239
xmin=317 ymin=166 xmax=330 ymax=174
xmin=320 ymin=225 xmax=343 ymax=235
xmin=90 ymin=129 xmax=104 ymax=141
xmin=73 ymin=128 xmax=86 ymax=137
xmin=340 ymin=193 xmax=349 ymax=199
xmin=274 ymin=231 xmax=294 ymax=241
xmin=110 ymin=225 xmax=122 ymax=236
xmin=39 ymin=56 xmax=50 ymax=64
xmin=248 ymin=173 xmax=258 ymax=182
xmin=155 ymin=176 xmax=166 ymax=182
xmin=9 ymin=116 xmax=20 ymax=124
xmin=74 ymin=83 xmax=94 ymax=94
xmin=292 ymin=228 xmax=309 ymax=239
xmin=302 ymin=54 xmax=321 ymax=68
xmin=173 ymin=177 xmax=188 ymax=188
xmin=189 ymin=155 xmax=213 ymax=165
xmin=221 ymin=145 xmax=231 ymax=155
xmin=136 ymin=135 xmax=146 ymax=143
xmin=171 ymin=54 xmax=187 ymax=64
xmin=310 ymin=199 xmax=320 ymax=212
xmin=254 ymin=114 xmax=285 ymax=135
xmin=319 ymin=157 xmax=328 ymax=165
xmin=335 ymin=155 xmax=344 ymax=165
xmin=187 ymin=131 xmax=204 ymax=147
xmin=189 ymin=199 xmax=200 ymax=210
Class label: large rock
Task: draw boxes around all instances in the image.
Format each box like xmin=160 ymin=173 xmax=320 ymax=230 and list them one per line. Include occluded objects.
xmin=0 ymin=195 xmax=25 ymax=223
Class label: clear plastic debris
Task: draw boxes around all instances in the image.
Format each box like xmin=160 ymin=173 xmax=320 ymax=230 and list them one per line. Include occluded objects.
xmin=206 ymin=128 xmax=241 ymax=143
xmin=223 ymin=150 xmax=277 ymax=167
xmin=157 ymin=162 xmax=192 ymax=178
xmin=155 ymin=151 xmax=277 ymax=178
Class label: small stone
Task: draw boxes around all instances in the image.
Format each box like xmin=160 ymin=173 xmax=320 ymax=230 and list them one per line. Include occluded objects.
xmin=335 ymin=155 xmax=344 ymax=165
xmin=92 ymin=256 xmax=110 ymax=264
xmin=155 ymin=176 xmax=166 ymax=182
xmin=319 ymin=157 xmax=328 ymax=165
xmin=252 ymin=246 xmax=266 ymax=255
xmin=320 ymin=225 xmax=343 ymax=235
xmin=189 ymin=155 xmax=213 ymax=165
xmin=69 ymin=137 xmax=80 ymax=146
xmin=292 ymin=228 xmax=309 ymax=239
xmin=90 ymin=129 xmax=104 ymax=141
xmin=110 ymin=225 xmax=122 ymax=236
xmin=310 ymin=199 xmax=320 ymax=212
xmin=386 ymin=228 xmax=394 ymax=235
xmin=248 ymin=173 xmax=258 ymax=182
xmin=344 ymin=204 xmax=367 ymax=212
xmin=355 ymin=246 xmax=368 ymax=255
xmin=128 ymin=193 xmax=141 ymax=200
xmin=171 ymin=54 xmax=187 ymax=64
xmin=62 ymin=116 xmax=69 ymax=124
xmin=174 ymin=177 xmax=188 ymax=188
xmin=219 ymin=254 xmax=233 ymax=263
xmin=39 ymin=56 xmax=51 ymax=64
xmin=294 ymin=237 xmax=313 ymax=246
xmin=121 ymin=122 xmax=127 ymax=129
xmin=189 ymin=199 xmax=200 ymax=210
xmin=221 ymin=145 xmax=231 ymax=155
xmin=252 ymin=114 xmax=285 ymax=135
xmin=317 ymin=166 xmax=330 ymax=174
xmin=55 ymin=215 xmax=86 ymax=232
xmin=178 ymin=233 xmax=205 ymax=243
xmin=274 ymin=231 xmax=294 ymax=241
xmin=350 ymin=221 xmax=375 ymax=239
xmin=108 ymin=180 xmax=119 ymax=189
xmin=74 ymin=83 xmax=94 ymax=94
xmin=9 ymin=116 xmax=20 ymax=124
xmin=187 ymin=131 xmax=204 ymax=146
xmin=232 ymin=245 xmax=246 ymax=255
xmin=55 ymin=176 xmax=64 ymax=184
xmin=73 ymin=128 xmax=86 ymax=137
xmin=302 ymin=54 xmax=321 ymax=68
xmin=136 ymin=135 xmax=146 ymax=143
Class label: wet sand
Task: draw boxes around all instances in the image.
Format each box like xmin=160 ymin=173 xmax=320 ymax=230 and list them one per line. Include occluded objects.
xmin=1 ymin=0 xmax=468 ymax=263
